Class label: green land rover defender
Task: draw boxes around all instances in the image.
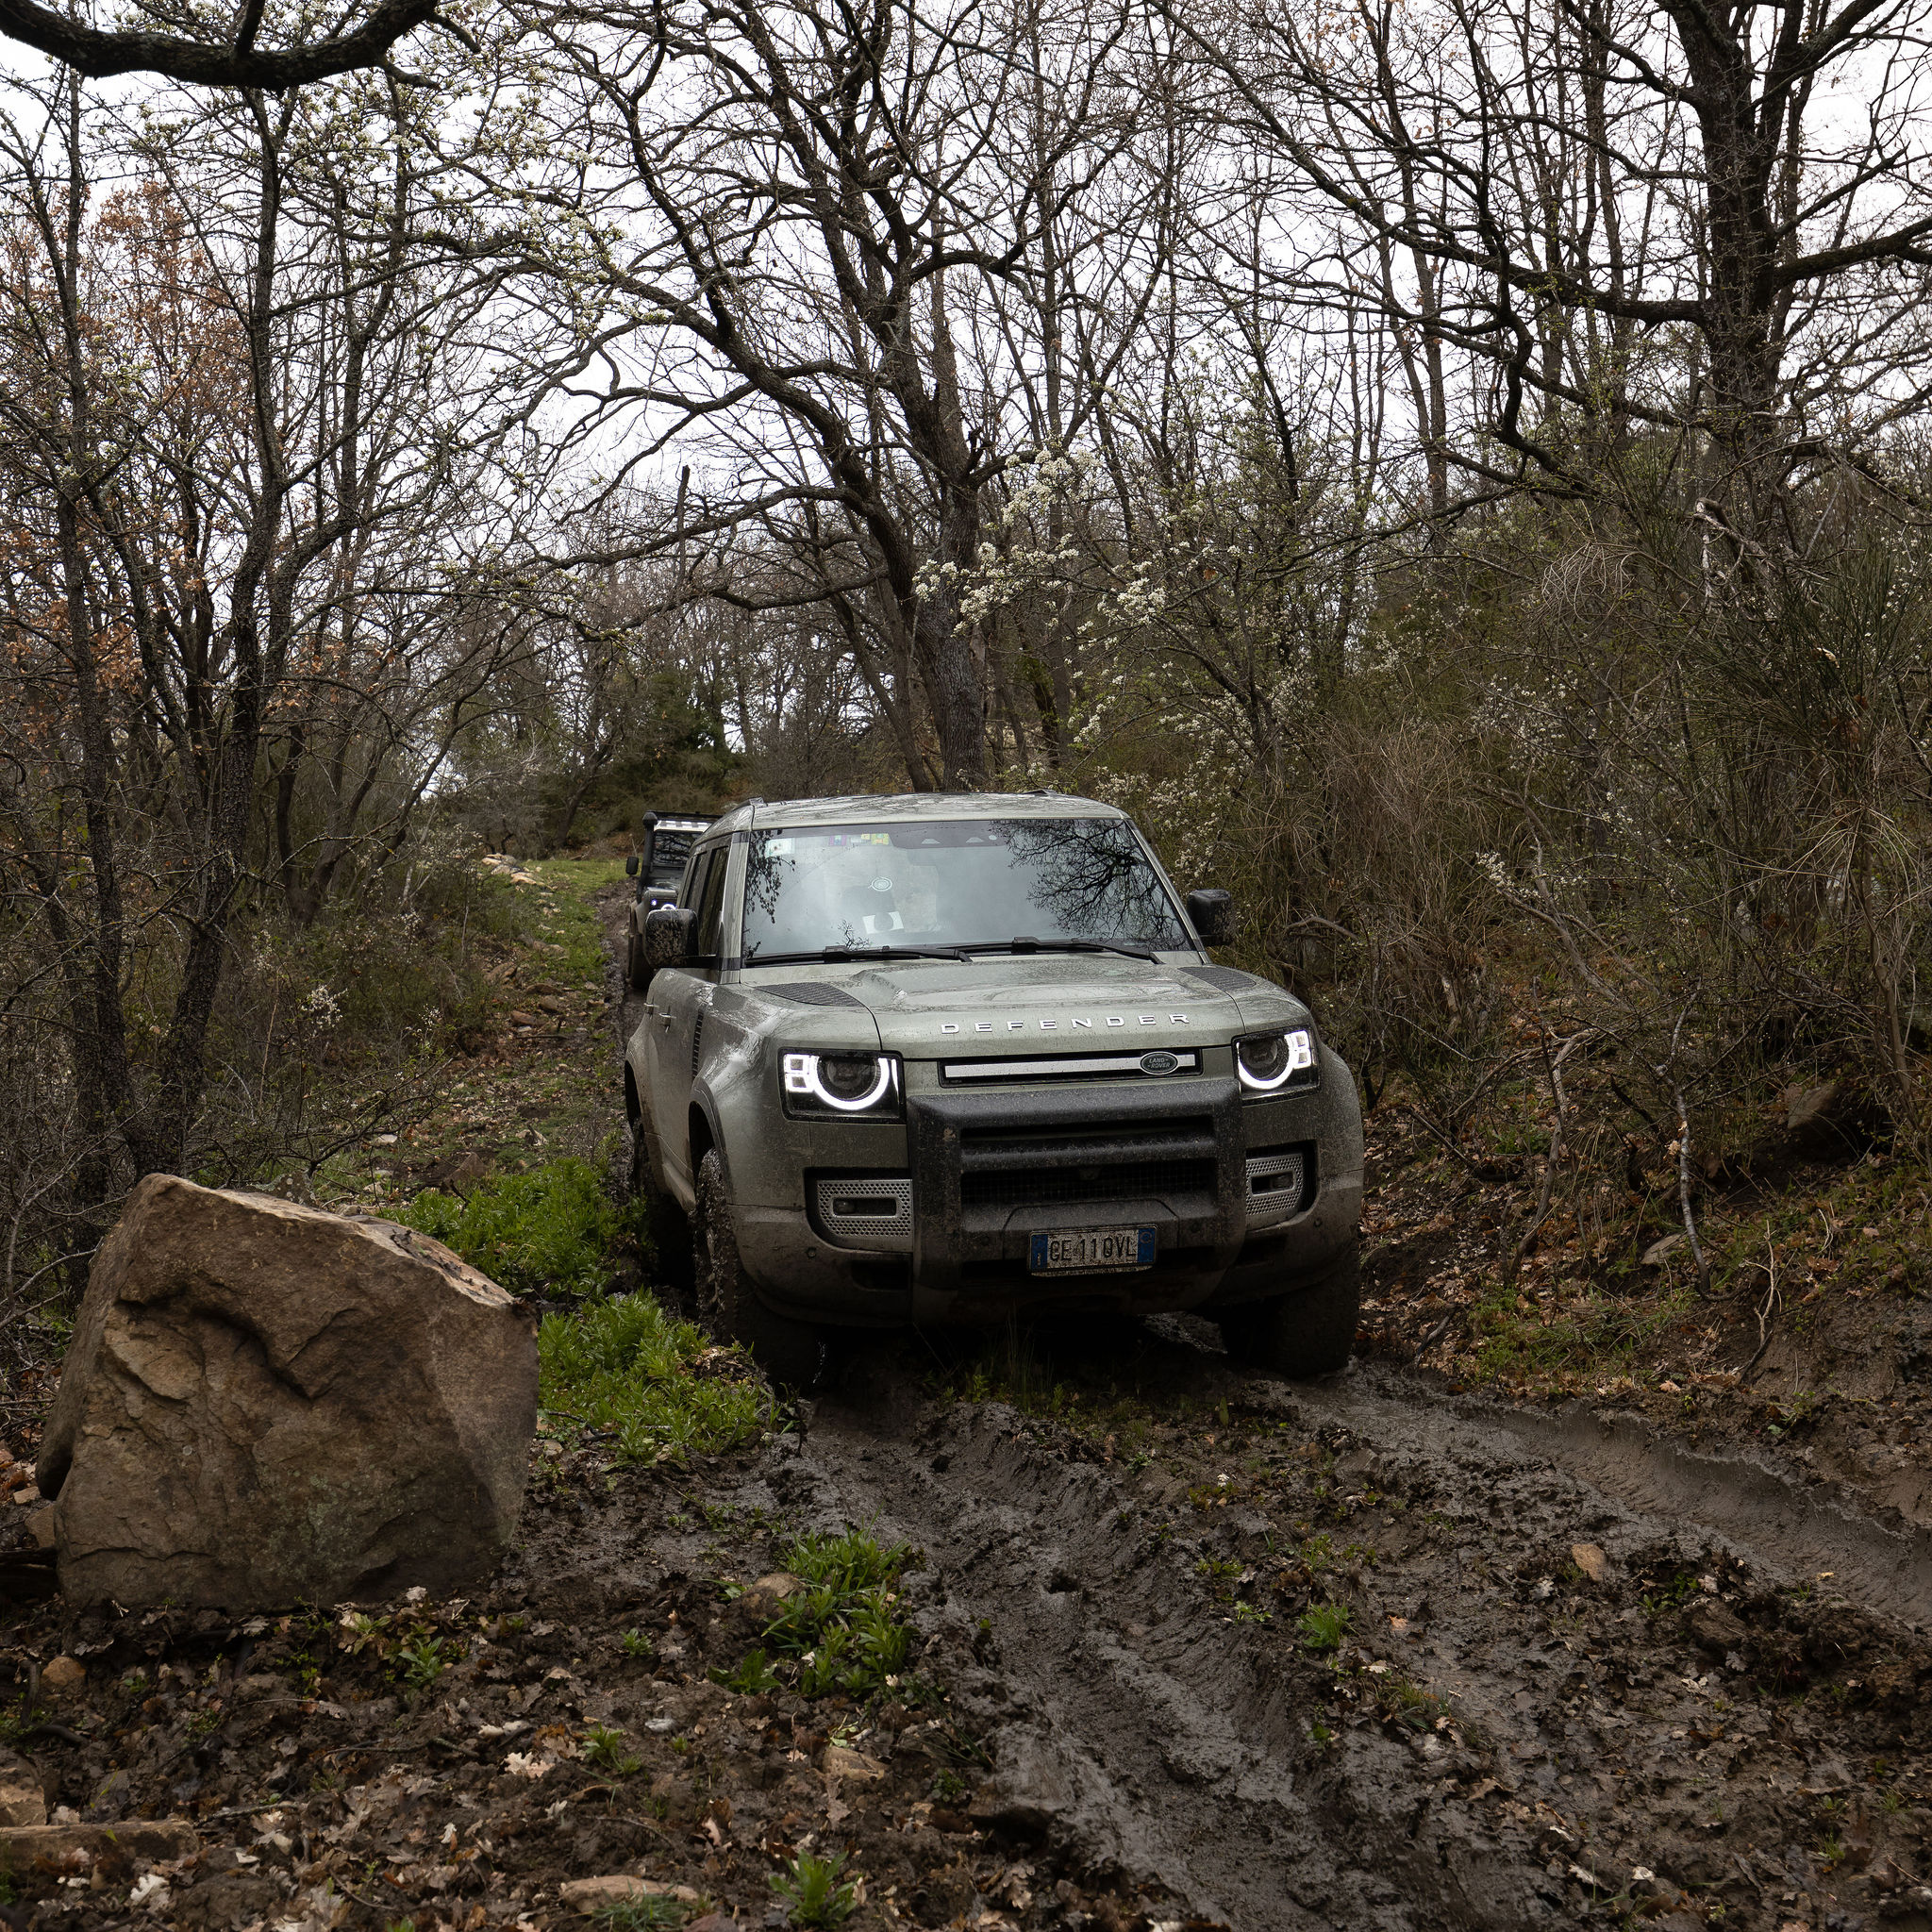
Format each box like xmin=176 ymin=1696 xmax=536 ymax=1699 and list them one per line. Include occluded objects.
xmin=623 ymin=791 xmax=1364 ymax=1384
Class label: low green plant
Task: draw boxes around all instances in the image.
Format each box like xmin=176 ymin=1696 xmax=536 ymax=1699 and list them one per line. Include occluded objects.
xmin=770 ymin=1848 xmax=859 ymax=1927
xmin=1375 ymin=1674 xmax=1451 ymax=1732
xmin=538 ymin=1292 xmax=774 ymax=1465
xmin=620 ymin=1628 xmax=655 ymax=1660
xmin=1298 ymin=1602 xmax=1353 ymax=1655
xmin=711 ymin=1647 xmax=781 ymax=1695
xmin=591 ymin=1898 xmax=691 ymax=1930
xmin=581 ymin=1724 xmax=642 ymax=1775
xmin=399 ymin=1157 xmax=625 ymax=1300
xmin=393 ymin=1637 xmax=451 ymax=1691
xmin=741 ymin=1526 xmax=919 ymax=1701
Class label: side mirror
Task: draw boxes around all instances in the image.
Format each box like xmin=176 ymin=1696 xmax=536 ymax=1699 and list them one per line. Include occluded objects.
xmin=625 ymin=855 xmax=640 ymax=878
xmin=644 ymin=905 xmax=697 ymax=970
xmin=1187 ymin=888 xmax=1234 ymax=947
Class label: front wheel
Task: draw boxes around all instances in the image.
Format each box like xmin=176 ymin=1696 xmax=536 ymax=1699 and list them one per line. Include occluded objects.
xmin=693 ymin=1149 xmax=825 ymax=1389
xmin=1215 ymin=1236 xmax=1361 ymax=1378
xmin=625 ymin=920 xmax=652 ymax=993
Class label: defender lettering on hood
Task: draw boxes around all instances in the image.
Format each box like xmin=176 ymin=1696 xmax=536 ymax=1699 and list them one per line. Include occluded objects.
xmin=941 ymin=1012 xmax=1190 ymax=1032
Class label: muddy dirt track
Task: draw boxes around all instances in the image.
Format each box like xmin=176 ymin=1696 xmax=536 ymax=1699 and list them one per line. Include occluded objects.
xmin=608 ymin=890 xmax=1932 ymax=1932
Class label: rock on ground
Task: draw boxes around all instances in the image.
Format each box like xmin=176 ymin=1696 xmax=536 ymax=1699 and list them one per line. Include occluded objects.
xmin=37 ymin=1175 xmax=537 ymax=1608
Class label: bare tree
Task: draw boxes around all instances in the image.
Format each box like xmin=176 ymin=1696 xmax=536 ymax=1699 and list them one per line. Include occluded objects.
xmin=1168 ymin=0 xmax=1932 ymax=555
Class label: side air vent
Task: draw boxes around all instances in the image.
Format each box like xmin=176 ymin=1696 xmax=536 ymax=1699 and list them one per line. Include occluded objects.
xmin=762 ymin=982 xmax=866 ymax=1008
xmin=691 ymin=1014 xmax=704 ymax=1077
xmin=1186 ymin=964 xmax=1263 ymax=991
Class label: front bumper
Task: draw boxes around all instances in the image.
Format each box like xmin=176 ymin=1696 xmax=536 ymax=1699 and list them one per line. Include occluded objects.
xmin=733 ymin=1072 xmax=1358 ymax=1327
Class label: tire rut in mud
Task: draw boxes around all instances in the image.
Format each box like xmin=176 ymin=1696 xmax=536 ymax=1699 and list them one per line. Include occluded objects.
xmin=781 ymin=1382 xmax=1557 ymax=1931
xmin=760 ymin=1342 xmax=1932 ymax=1932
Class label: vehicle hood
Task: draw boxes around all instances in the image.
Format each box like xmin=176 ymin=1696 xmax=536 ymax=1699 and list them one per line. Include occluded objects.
xmin=742 ymin=956 xmax=1311 ymax=1057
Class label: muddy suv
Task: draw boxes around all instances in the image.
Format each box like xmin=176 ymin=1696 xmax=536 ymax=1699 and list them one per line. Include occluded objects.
xmin=623 ymin=812 xmax=716 ymax=990
xmin=624 ymin=792 xmax=1363 ymax=1383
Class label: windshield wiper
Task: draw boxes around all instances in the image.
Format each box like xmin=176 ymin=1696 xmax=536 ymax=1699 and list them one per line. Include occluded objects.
xmin=746 ymin=945 xmax=974 ymax=965
xmin=963 ymin=937 xmax=1164 ymax=964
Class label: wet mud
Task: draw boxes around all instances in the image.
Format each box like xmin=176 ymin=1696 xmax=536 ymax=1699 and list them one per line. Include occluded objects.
xmin=752 ymin=1327 xmax=1932 ymax=1932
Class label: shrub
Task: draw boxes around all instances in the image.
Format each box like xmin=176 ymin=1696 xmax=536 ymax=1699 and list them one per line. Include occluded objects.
xmin=401 ymin=1157 xmax=623 ymax=1299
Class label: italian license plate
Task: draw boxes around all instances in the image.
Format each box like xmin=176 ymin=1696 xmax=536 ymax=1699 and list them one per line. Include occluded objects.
xmin=1028 ymin=1225 xmax=1157 ymax=1274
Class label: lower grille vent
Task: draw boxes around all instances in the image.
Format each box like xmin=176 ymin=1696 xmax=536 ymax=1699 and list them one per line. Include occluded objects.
xmin=962 ymin=1158 xmax=1216 ymax=1210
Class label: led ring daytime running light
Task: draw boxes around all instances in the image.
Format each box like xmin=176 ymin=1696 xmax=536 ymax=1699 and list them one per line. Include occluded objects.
xmin=1237 ymin=1028 xmax=1316 ymax=1093
xmin=783 ymin=1052 xmax=895 ymax=1113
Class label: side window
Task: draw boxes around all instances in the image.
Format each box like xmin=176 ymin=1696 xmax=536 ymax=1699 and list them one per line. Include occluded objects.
xmin=679 ymin=848 xmax=711 ymax=913
xmin=692 ymin=845 xmax=730 ymax=960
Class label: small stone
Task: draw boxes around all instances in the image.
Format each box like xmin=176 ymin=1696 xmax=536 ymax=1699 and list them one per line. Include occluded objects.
xmin=1785 ymin=1079 xmax=1853 ymax=1141
xmin=0 ymin=1782 xmax=45 ymax=1828
xmin=39 ymin=1657 xmax=85 ymax=1695
xmin=9 ymin=1488 xmax=39 ymax=1507
xmin=822 ymin=1743 xmax=887 ymax=1782
xmin=1684 ymin=1598 xmax=1749 ymax=1657
xmin=1570 ymin=1543 xmax=1607 ymax=1584
xmin=752 ymin=1572 xmax=803 ymax=1598
xmin=26 ymin=1507 xmax=56 ymax=1550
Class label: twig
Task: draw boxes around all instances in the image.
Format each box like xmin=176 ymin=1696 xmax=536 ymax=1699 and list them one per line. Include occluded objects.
xmin=197 ymin=1794 xmax=317 ymax=1823
xmin=1656 ymin=1005 xmax=1709 ymax=1293
xmin=1502 ymin=1025 xmax=1584 ymax=1288
xmin=1413 ymin=1308 xmax=1461 ymax=1365
xmin=19 ymin=1721 xmax=92 ymax=1747
xmin=1742 ymin=1235 xmax=1781 ymax=1384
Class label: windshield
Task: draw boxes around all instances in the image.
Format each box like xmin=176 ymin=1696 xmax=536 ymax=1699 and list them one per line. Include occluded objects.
xmin=740 ymin=818 xmax=1190 ymax=959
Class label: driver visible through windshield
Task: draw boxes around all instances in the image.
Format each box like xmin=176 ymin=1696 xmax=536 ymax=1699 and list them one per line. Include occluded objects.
xmin=740 ymin=818 xmax=1189 ymax=961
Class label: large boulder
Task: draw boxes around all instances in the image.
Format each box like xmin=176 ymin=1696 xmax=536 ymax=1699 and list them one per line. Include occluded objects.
xmin=37 ymin=1175 xmax=538 ymax=1608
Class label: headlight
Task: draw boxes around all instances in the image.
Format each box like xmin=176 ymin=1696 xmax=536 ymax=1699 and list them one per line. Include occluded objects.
xmin=1235 ymin=1027 xmax=1318 ymax=1094
xmin=781 ymin=1051 xmax=903 ymax=1119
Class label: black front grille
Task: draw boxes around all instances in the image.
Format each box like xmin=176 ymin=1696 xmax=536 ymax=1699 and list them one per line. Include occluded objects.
xmin=959 ymin=1116 xmax=1215 ymax=1170
xmin=961 ymin=1158 xmax=1217 ymax=1209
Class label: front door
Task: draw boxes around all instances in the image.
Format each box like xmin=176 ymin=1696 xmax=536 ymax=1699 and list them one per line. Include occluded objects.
xmin=644 ymin=842 xmax=730 ymax=1202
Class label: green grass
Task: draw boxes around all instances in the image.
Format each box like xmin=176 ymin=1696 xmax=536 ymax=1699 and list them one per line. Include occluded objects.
xmin=539 ymin=1292 xmax=775 ymax=1465
xmin=740 ymin=1527 xmax=920 ymax=1701
xmin=400 ymin=1156 xmax=625 ymax=1299
xmin=1298 ymin=1602 xmax=1353 ymax=1654
xmin=527 ymin=857 xmax=631 ymax=988
xmin=592 ymin=1899 xmax=693 ymax=1930
xmin=770 ymin=1849 xmax=859 ymax=1927
xmin=582 ymin=1724 xmax=642 ymax=1774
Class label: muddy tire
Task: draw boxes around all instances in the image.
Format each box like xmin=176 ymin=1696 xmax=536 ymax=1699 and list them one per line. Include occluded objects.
xmin=693 ymin=1148 xmax=824 ymax=1388
xmin=625 ymin=919 xmax=650 ymax=993
xmin=629 ymin=1119 xmax=693 ymax=1301
xmin=1215 ymin=1236 xmax=1360 ymax=1378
